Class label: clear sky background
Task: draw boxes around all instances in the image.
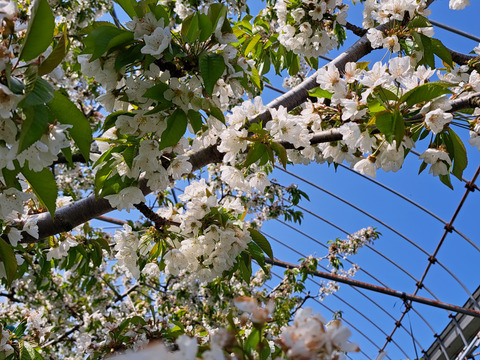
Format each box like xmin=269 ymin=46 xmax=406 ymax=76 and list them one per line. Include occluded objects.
xmin=100 ymin=1 xmax=480 ymax=359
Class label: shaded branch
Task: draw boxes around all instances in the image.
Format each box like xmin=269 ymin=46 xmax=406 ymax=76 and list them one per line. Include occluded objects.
xmin=345 ymin=22 xmax=367 ymax=37
xmin=42 ymin=324 xmax=82 ymax=347
xmin=448 ymin=48 xmax=478 ymax=65
xmin=134 ymin=202 xmax=180 ymax=230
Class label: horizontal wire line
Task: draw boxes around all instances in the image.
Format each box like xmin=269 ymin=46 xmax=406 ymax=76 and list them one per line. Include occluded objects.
xmin=429 ymin=19 xmax=480 ymax=43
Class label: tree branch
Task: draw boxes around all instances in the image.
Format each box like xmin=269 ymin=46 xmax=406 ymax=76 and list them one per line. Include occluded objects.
xmin=18 ymin=91 xmax=480 ymax=243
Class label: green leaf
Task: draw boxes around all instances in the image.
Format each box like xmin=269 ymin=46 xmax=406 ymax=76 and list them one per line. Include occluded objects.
xmin=61 ymin=146 xmax=73 ymax=167
xmin=420 ymin=34 xmax=435 ymax=68
xmin=2 ymin=168 xmax=21 ymax=191
xmin=17 ymin=105 xmax=52 ymax=154
xmin=115 ymin=0 xmax=137 ymax=19
xmin=83 ymin=26 xmax=134 ymax=61
xmin=248 ymin=228 xmax=273 ymax=259
xmin=102 ymin=111 xmax=132 ymax=132
xmin=182 ymin=13 xmax=200 ymax=43
xmin=449 ymin=128 xmax=467 ymax=181
xmin=392 ymin=110 xmax=405 ymax=149
xmin=431 ymin=38 xmax=453 ymax=67
xmin=271 ymin=141 xmax=287 ymax=169
xmin=208 ymin=106 xmax=225 ymax=123
xmin=374 ymin=111 xmax=394 ymax=142
xmin=23 ymin=65 xmax=38 ymax=95
xmin=245 ymin=328 xmax=260 ymax=352
xmin=198 ymin=14 xmax=213 ymax=42
xmin=308 ymin=87 xmax=332 ymax=99
xmin=407 ymin=15 xmax=431 ymax=29
xmin=0 ymin=237 xmax=17 ymax=287
xmin=244 ymin=143 xmax=267 ymax=168
xmin=143 ymin=82 xmax=170 ymax=100
xmin=38 ymin=32 xmax=68 ymax=76
xmin=115 ymin=43 xmax=144 ymax=72
xmin=199 ymin=53 xmax=225 ymax=96
xmin=122 ymin=145 xmax=137 ymax=169
xmin=208 ymin=3 xmax=228 ymax=31
xmin=400 ymin=82 xmax=451 ymax=107
xmin=19 ymin=340 xmax=37 ymax=360
xmin=248 ymin=242 xmax=266 ymax=269
xmin=367 ymin=98 xmax=386 ymax=113
xmin=245 ymin=33 xmax=261 ymax=56
xmin=158 ymin=109 xmax=187 ymax=150
xmin=418 ymin=161 xmax=428 ymax=175
xmin=21 ymin=164 xmax=57 ymax=217
xmin=439 ymin=173 xmax=454 ymax=190
xmin=20 ymin=78 xmax=54 ymax=107
xmin=47 ymin=91 xmax=92 ymax=161
xmin=119 ymin=316 xmax=147 ymax=333
xmin=94 ymin=159 xmax=114 ymax=196
xmin=187 ymin=109 xmax=203 ymax=134
xmin=147 ymin=4 xmax=170 ymax=24
xmin=238 ymin=252 xmax=252 ymax=282
xmin=19 ymin=0 xmax=55 ymax=61
xmin=286 ymin=51 xmax=299 ymax=76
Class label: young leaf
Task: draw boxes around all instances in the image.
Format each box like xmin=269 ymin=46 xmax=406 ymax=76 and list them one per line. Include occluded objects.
xmin=420 ymin=34 xmax=435 ymax=68
xmin=19 ymin=0 xmax=55 ymax=61
xmin=308 ymin=87 xmax=332 ymax=99
xmin=244 ymin=143 xmax=267 ymax=168
xmin=158 ymin=109 xmax=188 ymax=150
xmin=245 ymin=33 xmax=261 ymax=56
xmin=0 ymin=237 xmax=18 ymax=287
xmin=248 ymin=228 xmax=273 ymax=259
xmin=47 ymin=91 xmax=92 ymax=161
xmin=238 ymin=252 xmax=252 ymax=282
xmin=21 ymin=164 xmax=58 ymax=217
xmin=199 ymin=53 xmax=225 ymax=96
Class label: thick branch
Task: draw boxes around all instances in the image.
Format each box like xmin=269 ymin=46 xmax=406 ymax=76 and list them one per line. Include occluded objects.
xmin=448 ymin=48 xmax=477 ymax=65
xmin=253 ymin=25 xmax=376 ymax=125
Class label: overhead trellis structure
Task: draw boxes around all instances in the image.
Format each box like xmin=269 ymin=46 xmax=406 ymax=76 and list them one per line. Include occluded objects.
xmin=3 ymin=0 xmax=480 ymax=358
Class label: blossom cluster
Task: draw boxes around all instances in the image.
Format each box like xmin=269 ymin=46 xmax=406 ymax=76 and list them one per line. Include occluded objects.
xmin=273 ymin=0 xmax=349 ymax=58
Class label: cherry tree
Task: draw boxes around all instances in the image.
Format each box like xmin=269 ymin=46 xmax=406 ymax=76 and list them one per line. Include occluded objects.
xmin=0 ymin=0 xmax=478 ymax=358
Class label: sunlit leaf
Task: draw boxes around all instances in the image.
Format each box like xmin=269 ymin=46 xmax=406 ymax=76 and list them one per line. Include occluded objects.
xmin=21 ymin=164 xmax=57 ymax=217
xmin=0 ymin=237 xmax=17 ymax=287
xmin=47 ymin=91 xmax=92 ymax=161
xmin=20 ymin=0 xmax=54 ymax=61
